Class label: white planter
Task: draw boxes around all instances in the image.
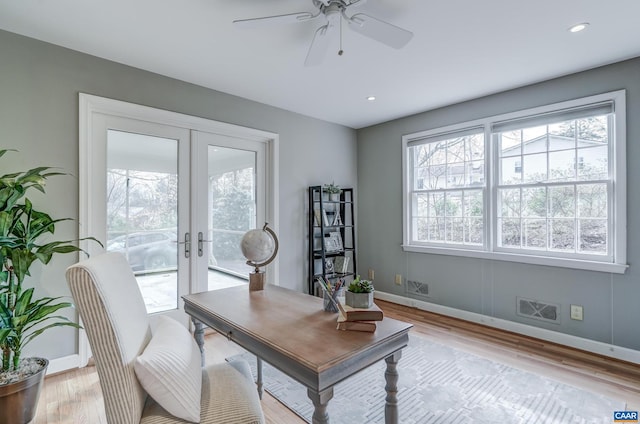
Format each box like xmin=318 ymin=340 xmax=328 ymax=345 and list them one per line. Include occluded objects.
xmin=329 ymin=193 xmax=341 ymax=202
xmin=345 ymin=291 xmax=373 ymax=309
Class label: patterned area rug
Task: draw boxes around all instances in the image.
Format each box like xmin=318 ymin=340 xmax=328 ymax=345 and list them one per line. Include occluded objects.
xmin=229 ymin=333 xmax=623 ymax=423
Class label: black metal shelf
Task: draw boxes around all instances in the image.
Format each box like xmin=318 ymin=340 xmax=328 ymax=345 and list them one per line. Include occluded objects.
xmin=307 ymin=186 xmax=356 ymax=296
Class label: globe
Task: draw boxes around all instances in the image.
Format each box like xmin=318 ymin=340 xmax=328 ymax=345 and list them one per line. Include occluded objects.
xmin=240 ymin=223 xmax=279 ymax=270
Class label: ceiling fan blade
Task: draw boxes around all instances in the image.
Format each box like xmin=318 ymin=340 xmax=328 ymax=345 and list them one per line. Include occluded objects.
xmin=234 ymin=11 xmax=318 ymax=28
xmin=347 ymin=13 xmax=413 ymax=49
xmin=305 ymin=23 xmax=335 ymax=67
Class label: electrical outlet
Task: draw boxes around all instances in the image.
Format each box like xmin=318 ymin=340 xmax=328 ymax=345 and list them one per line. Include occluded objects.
xmin=395 ymin=274 xmax=402 ymax=285
xmin=570 ymin=304 xmax=584 ymax=321
xmin=368 ymin=269 xmax=375 ymax=280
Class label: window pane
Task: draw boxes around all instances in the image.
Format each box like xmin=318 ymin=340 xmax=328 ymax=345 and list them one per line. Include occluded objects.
xmin=577 ymin=145 xmax=608 ymax=180
xmin=446 ymin=163 xmax=466 ymax=188
xmin=522 ymin=153 xmax=547 ymax=183
xmin=500 ymin=218 xmax=521 ymax=247
xmin=465 ymin=218 xmax=483 ymax=244
xmin=499 ymin=131 xmax=522 ymax=157
xmin=577 ymin=116 xmax=608 ymax=143
xmin=578 ymin=184 xmax=607 ymax=218
xmin=465 ymin=190 xmax=484 ymax=217
xmin=430 ymin=192 xmax=445 ymax=217
xmin=522 ymin=187 xmax=546 ymax=218
xmin=468 ymin=134 xmax=484 ymax=160
xmin=523 ymin=219 xmax=546 ymax=249
xmin=498 ymin=188 xmax=521 ymax=218
xmin=447 ymin=138 xmax=465 ymax=163
xmin=579 ymin=219 xmax=607 ymax=254
xmin=445 ymin=192 xmax=463 ymax=217
xmin=415 ymin=193 xmax=428 ymax=217
xmin=468 ymin=161 xmax=484 ymax=186
xmin=500 ymin=157 xmax=522 ymax=185
xmin=428 ymin=218 xmax=445 ymax=242
xmin=549 ymin=149 xmax=576 ymax=181
xmin=447 ymin=218 xmax=464 ymax=243
xmin=550 ymin=219 xmax=575 ymax=251
xmin=549 ymin=186 xmax=575 ymax=218
xmin=415 ymin=217 xmax=428 ymax=241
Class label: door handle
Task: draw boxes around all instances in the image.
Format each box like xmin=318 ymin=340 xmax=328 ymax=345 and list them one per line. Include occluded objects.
xmin=176 ymin=232 xmax=191 ymax=258
xmin=198 ymin=232 xmax=212 ymax=257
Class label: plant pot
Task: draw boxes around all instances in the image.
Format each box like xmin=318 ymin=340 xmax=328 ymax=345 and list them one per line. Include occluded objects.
xmin=329 ymin=193 xmax=341 ymax=202
xmin=345 ymin=291 xmax=374 ymax=309
xmin=0 ymin=357 xmax=48 ymax=424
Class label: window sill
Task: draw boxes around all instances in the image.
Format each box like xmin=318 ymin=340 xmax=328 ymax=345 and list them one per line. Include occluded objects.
xmin=401 ymin=244 xmax=628 ymax=274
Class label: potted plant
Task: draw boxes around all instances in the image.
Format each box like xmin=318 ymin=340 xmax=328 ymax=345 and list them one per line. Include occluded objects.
xmin=323 ymin=182 xmax=342 ymax=202
xmin=0 ymin=149 xmax=100 ymax=424
xmin=345 ymin=275 xmax=374 ymax=308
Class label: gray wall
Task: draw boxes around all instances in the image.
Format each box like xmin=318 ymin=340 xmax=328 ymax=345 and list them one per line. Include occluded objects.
xmin=0 ymin=30 xmax=357 ymax=360
xmin=357 ymin=57 xmax=640 ymax=350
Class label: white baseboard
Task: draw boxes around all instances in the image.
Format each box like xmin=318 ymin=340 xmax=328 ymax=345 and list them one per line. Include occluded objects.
xmin=47 ymin=354 xmax=81 ymax=375
xmin=375 ymin=291 xmax=640 ymax=365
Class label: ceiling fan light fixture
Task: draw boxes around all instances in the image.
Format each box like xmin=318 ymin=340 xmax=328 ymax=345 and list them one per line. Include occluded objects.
xmin=569 ymin=22 xmax=589 ymax=33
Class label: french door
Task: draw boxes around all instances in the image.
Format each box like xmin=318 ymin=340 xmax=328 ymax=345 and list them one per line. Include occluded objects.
xmin=80 ymin=94 xmax=276 ymax=329
xmin=191 ymin=131 xmax=267 ymax=293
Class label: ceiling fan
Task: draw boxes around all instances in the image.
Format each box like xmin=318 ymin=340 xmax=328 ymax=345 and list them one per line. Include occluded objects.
xmin=233 ymin=0 xmax=413 ymax=66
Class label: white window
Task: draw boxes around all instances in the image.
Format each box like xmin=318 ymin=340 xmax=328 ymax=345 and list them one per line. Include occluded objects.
xmin=402 ymin=91 xmax=627 ymax=274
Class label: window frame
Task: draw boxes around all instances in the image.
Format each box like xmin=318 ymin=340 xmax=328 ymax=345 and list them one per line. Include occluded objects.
xmin=402 ymin=90 xmax=627 ymax=274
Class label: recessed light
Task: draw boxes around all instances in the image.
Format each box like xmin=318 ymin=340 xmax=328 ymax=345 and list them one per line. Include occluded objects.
xmin=367 ymin=96 xmax=376 ymax=101
xmin=569 ymin=22 xmax=589 ymax=33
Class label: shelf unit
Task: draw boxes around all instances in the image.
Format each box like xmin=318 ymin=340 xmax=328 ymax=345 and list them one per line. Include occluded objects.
xmin=307 ymin=186 xmax=356 ymax=296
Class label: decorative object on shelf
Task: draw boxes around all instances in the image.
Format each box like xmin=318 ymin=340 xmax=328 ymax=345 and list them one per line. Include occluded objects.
xmin=240 ymin=222 xmax=279 ymax=291
xmin=0 ymin=149 xmax=102 ymax=424
xmin=345 ymin=275 xmax=374 ymax=308
xmin=323 ymin=182 xmax=342 ymax=202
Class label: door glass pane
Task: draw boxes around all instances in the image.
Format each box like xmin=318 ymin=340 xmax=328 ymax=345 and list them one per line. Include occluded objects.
xmin=106 ymin=130 xmax=179 ymax=313
xmin=207 ymin=145 xmax=256 ymax=290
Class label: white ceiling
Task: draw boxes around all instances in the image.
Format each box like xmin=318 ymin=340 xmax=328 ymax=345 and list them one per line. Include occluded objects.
xmin=1 ymin=0 xmax=639 ymax=129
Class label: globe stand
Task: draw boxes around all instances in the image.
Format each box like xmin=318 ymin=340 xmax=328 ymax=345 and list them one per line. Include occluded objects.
xmin=249 ymin=268 xmax=265 ymax=292
xmin=241 ymin=223 xmax=279 ymax=293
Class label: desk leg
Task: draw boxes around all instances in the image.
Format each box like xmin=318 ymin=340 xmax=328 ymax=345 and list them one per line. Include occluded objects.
xmin=384 ymin=350 xmax=402 ymax=424
xmin=256 ymin=357 xmax=263 ymax=399
xmin=191 ymin=318 xmax=205 ymax=367
xmin=307 ymin=387 xmax=333 ymax=424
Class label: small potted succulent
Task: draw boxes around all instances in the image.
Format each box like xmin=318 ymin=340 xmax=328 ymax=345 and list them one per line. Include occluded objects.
xmin=323 ymin=182 xmax=342 ymax=202
xmin=345 ymin=275 xmax=374 ymax=308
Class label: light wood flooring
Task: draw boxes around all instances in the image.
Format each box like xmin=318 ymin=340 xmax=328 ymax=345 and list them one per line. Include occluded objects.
xmin=35 ymin=300 xmax=640 ymax=423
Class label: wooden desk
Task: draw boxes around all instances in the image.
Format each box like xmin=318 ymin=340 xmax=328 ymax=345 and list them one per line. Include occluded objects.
xmin=183 ymin=285 xmax=412 ymax=424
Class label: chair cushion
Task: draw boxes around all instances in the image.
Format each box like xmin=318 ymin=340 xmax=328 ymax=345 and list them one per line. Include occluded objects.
xmin=140 ymin=362 xmax=264 ymax=424
xmin=134 ymin=316 xmax=202 ymax=423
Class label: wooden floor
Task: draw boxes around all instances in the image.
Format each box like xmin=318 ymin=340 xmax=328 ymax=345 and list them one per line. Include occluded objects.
xmin=35 ymin=300 xmax=640 ymax=424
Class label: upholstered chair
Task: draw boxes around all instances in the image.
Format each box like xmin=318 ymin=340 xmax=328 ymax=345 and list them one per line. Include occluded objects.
xmin=66 ymin=252 xmax=264 ymax=424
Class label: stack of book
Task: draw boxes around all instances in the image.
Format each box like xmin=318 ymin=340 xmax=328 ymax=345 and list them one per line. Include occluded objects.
xmin=336 ymin=300 xmax=383 ymax=333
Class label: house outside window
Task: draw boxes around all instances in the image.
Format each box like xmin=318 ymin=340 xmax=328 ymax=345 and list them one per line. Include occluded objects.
xmin=402 ymin=90 xmax=627 ymax=274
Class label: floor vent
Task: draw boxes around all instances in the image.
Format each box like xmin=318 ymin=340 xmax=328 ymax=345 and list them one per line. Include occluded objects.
xmin=516 ymin=297 xmax=560 ymax=323
xmin=406 ymin=280 xmax=429 ymax=299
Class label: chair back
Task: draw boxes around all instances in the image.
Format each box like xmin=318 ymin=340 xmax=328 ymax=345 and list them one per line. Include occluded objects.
xmin=66 ymin=252 xmax=151 ymax=424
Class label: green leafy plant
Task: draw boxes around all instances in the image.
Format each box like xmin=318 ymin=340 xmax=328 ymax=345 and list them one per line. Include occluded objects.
xmin=323 ymin=182 xmax=341 ymax=194
xmin=0 ymin=149 xmax=101 ymax=375
xmin=348 ymin=275 xmax=374 ymax=293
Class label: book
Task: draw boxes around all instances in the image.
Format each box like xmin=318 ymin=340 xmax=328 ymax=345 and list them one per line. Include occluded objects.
xmin=336 ymin=299 xmax=384 ymax=322
xmin=333 ymin=256 xmax=350 ymax=274
xmin=336 ymin=318 xmax=377 ymax=333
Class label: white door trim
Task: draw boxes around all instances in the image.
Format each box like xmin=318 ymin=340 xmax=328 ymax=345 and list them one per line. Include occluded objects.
xmin=78 ymin=93 xmax=279 ymax=368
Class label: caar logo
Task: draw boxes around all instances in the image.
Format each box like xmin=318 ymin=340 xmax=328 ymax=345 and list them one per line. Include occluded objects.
xmin=614 ymin=411 xmax=638 ymax=422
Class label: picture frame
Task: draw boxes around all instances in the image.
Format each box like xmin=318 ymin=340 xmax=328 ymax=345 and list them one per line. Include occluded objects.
xmin=324 ymin=234 xmax=340 ymax=252
xmin=329 ymin=231 xmax=343 ymax=251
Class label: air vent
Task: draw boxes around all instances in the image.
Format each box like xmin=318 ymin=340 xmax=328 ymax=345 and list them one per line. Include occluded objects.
xmin=517 ymin=297 xmax=560 ymax=323
xmin=406 ymin=280 xmax=429 ymax=299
